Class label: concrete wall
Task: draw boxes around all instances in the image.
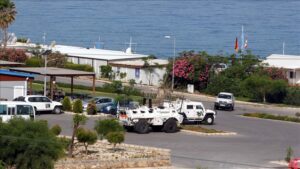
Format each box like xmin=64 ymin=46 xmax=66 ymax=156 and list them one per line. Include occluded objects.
xmin=0 ymin=81 xmax=27 ymax=100
xmin=286 ymin=69 xmax=300 ymax=85
xmin=112 ymin=66 xmax=166 ymax=86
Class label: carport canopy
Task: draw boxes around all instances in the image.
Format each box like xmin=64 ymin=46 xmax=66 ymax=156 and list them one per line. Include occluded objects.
xmin=0 ymin=60 xmax=24 ymax=67
xmin=9 ymin=67 xmax=96 ymax=99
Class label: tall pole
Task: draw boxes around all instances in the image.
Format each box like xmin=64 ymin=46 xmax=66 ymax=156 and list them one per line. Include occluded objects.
xmin=44 ymin=54 xmax=47 ymax=96
xmin=172 ymin=37 xmax=176 ymax=92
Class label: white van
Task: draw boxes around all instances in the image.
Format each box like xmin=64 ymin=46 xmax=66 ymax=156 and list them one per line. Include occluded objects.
xmin=0 ymin=101 xmax=35 ymax=122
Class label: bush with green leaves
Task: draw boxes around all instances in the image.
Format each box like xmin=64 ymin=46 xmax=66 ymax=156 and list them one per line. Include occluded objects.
xmin=50 ymin=124 xmax=62 ymax=136
xmin=106 ymin=132 xmax=124 ymax=149
xmin=65 ymin=62 xmax=93 ymax=72
xmin=94 ymin=119 xmax=124 ymax=139
xmin=25 ymin=56 xmax=43 ymax=67
xmin=62 ymin=96 xmax=72 ymax=111
xmin=76 ymin=128 xmax=97 ymax=154
xmin=285 ymin=146 xmax=293 ymax=162
xmin=284 ymin=87 xmax=300 ymax=106
xmin=73 ymin=99 xmax=83 ymax=114
xmin=100 ymin=65 xmax=112 ymax=78
xmin=87 ymin=100 xmax=97 ymax=115
xmin=0 ymin=118 xmax=64 ymax=169
xmin=58 ymin=136 xmax=71 ymax=150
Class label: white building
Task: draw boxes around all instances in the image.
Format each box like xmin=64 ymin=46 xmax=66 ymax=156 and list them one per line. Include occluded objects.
xmin=0 ymin=69 xmax=34 ymax=101
xmin=263 ymin=54 xmax=300 ymax=85
xmin=109 ymin=59 xmax=169 ymax=86
xmin=51 ymin=45 xmax=148 ymax=77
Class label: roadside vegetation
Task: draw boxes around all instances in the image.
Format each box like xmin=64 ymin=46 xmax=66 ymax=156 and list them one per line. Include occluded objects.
xmin=243 ymin=113 xmax=300 ymax=123
xmin=164 ymin=50 xmax=300 ymax=106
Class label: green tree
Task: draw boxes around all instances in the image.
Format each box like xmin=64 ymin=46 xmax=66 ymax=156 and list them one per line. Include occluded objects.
xmin=46 ymin=52 xmax=67 ymax=68
xmin=62 ymin=96 xmax=72 ymax=111
xmin=100 ymin=65 xmax=112 ymax=79
xmin=243 ymin=75 xmax=271 ymax=103
xmin=68 ymin=114 xmax=87 ymax=157
xmin=284 ymin=87 xmax=300 ymax=106
xmin=0 ymin=0 xmax=16 ymax=48
xmin=25 ymin=56 xmax=43 ymax=67
xmin=76 ymin=128 xmax=97 ymax=154
xmin=111 ymin=80 xmax=123 ymax=93
xmin=94 ymin=119 xmax=124 ymax=139
xmin=106 ymin=132 xmax=124 ymax=149
xmin=0 ymin=118 xmax=63 ymax=169
xmin=73 ymin=99 xmax=83 ymax=113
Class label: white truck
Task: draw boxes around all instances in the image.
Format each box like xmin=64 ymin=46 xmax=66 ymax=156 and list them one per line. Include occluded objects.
xmin=13 ymin=95 xmax=63 ymax=114
xmin=164 ymin=99 xmax=216 ymax=125
xmin=214 ymin=92 xmax=235 ymax=111
xmin=119 ymin=104 xmax=183 ymax=134
xmin=0 ymin=101 xmax=35 ymax=122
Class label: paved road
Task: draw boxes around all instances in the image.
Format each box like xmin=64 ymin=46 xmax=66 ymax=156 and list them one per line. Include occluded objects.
xmin=37 ymin=100 xmax=300 ymax=169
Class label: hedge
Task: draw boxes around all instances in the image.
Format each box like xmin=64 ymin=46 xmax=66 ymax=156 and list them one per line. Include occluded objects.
xmin=65 ymin=63 xmax=93 ymax=72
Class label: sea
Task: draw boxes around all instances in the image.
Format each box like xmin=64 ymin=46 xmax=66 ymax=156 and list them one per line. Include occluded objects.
xmin=10 ymin=0 xmax=300 ymax=58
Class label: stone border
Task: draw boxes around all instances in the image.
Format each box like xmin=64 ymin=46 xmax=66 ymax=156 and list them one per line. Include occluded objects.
xmin=181 ymin=129 xmax=237 ymax=136
xmin=269 ymin=160 xmax=288 ymax=166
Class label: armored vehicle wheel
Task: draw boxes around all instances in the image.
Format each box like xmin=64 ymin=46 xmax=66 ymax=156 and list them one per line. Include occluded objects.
xmin=204 ymin=115 xmax=214 ymax=125
xmin=163 ymin=118 xmax=178 ymax=133
xmin=134 ymin=120 xmax=149 ymax=134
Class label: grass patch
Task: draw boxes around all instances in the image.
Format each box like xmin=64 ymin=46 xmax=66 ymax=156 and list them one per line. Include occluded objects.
xmin=31 ymin=83 xmax=142 ymax=101
xmin=180 ymin=125 xmax=224 ymax=133
xmin=243 ymin=113 xmax=300 ymax=123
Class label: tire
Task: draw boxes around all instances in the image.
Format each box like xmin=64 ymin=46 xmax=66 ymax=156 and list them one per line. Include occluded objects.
xmin=124 ymin=126 xmax=134 ymax=132
xmin=134 ymin=120 xmax=149 ymax=134
xmin=163 ymin=118 xmax=178 ymax=133
xmin=53 ymin=106 xmax=62 ymax=114
xmin=204 ymin=115 xmax=214 ymax=125
xmin=214 ymin=105 xmax=218 ymax=110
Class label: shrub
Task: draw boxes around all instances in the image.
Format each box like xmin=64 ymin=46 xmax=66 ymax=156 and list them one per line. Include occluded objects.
xmin=68 ymin=114 xmax=87 ymax=157
xmin=62 ymin=96 xmax=72 ymax=111
xmin=129 ymin=79 xmax=136 ymax=87
xmin=94 ymin=119 xmax=124 ymax=139
xmin=100 ymin=65 xmax=112 ymax=78
xmin=87 ymin=100 xmax=96 ymax=115
xmin=265 ymin=80 xmax=288 ymax=103
xmin=76 ymin=128 xmax=97 ymax=154
xmin=106 ymin=132 xmax=124 ymax=149
xmin=17 ymin=37 xmax=28 ymax=43
xmin=205 ymin=75 xmax=242 ymax=96
xmin=285 ymin=146 xmax=293 ymax=162
xmin=0 ymin=118 xmax=64 ymax=169
xmin=0 ymin=48 xmax=27 ymax=62
xmin=25 ymin=56 xmax=43 ymax=67
xmin=65 ymin=62 xmax=94 ymax=72
xmin=73 ymin=99 xmax=83 ymax=114
xmin=47 ymin=52 xmax=67 ymax=68
xmin=284 ymin=87 xmax=300 ymax=106
xmin=50 ymin=124 xmax=62 ymax=136
xmin=58 ymin=136 xmax=71 ymax=150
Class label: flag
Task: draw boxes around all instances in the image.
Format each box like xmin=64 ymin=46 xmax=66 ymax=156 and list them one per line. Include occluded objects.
xmin=234 ymin=37 xmax=239 ymax=52
xmin=244 ymin=38 xmax=248 ymax=49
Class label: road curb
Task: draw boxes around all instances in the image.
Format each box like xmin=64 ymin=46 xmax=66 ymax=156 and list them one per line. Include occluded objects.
xmin=180 ymin=129 xmax=237 ymax=136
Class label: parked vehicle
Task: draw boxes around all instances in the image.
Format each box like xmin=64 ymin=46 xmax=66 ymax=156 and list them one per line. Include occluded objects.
xmin=83 ymin=97 xmax=114 ymax=112
xmin=164 ymin=99 xmax=216 ymax=125
xmin=214 ymin=92 xmax=235 ymax=111
xmin=289 ymin=158 xmax=300 ymax=169
xmin=100 ymin=102 xmax=118 ymax=115
xmin=0 ymin=101 xmax=35 ymax=122
xmin=119 ymin=99 xmax=183 ymax=134
xmin=13 ymin=95 xmax=63 ymax=114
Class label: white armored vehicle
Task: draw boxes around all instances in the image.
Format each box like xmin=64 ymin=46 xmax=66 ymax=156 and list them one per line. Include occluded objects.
xmin=119 ymin=101 xmax=183 ymax=134
xmin=164 ymin=99 xmax=216 ymax=125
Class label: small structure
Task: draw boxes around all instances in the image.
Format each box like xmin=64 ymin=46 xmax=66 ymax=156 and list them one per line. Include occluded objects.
xmin=0 ymin=69 xmax=34 ymax=101
xmin=109 ymin=59 xmax=168 ymax=86
xmin=263 ymin=54 xmax=300 ymax=85
xmin=50 ymin=45 xmax=148 ymax=77
xmin=9 ymin=67 xmax=96 ymax=99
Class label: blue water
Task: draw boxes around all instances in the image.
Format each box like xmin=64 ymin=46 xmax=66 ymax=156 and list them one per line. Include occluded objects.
xmin=10 ymin=0 xmax=300 ymax=58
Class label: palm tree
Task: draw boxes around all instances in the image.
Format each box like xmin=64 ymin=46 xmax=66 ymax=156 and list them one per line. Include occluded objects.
xmin=0 ymin=0 xmax=16 ymax=48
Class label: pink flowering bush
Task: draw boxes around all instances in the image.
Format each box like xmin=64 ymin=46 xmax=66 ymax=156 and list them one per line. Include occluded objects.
xmin=263 ymin=67 xmax=287 ymax=81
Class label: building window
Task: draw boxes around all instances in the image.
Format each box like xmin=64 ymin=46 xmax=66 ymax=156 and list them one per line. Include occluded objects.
xmin=290 ymin=71 xmax=296 ymax=79
xmin=135 ymin=68 xmax=140 ymax=78
xmin=117 ymin=67 xmax=120 ymax=73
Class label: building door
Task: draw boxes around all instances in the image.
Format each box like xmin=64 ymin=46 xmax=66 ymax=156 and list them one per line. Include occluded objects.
xmin=14 ymin=86 xmax=25 ymax=99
